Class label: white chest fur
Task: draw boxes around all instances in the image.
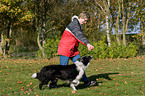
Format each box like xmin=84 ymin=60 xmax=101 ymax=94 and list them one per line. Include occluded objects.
xmin=72 ymin=61 xmax=87 ymax=83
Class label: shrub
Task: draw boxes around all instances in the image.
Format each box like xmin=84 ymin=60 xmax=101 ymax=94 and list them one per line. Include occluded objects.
xmin=79 ymin=41 xmax=138 ymax=59
xmin=107 ymin=42 xmax=138 ymax=58
xmin=44 ymin=38 xmax=60 ymax=59
xmin=37 ymin=38 xmax=60 ymax=59
xmin=38 ymin=38 xmax=138 ymax=59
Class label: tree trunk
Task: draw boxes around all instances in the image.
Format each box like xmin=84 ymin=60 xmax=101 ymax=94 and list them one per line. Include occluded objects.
xmin=37 ymin=32 xmax=45 ymax=58
xmin=5 ymin=21 xmax=11 ymax=54
xmin=122 ymin=0 xmax=126 ymax=46
xmin=1 ymin=33 xmax=6 ymax=58
xmin=0 ymin=34 xmax=3 ymax=54
xmin=95 ymin=0 xmax=111 ymax=46
xmin=141 ymin=22 xmax=145 ymax=46
xmin=37 ymin=0 xmax=47 ymax=58
xmin=34 ymin=0 xmax=46 ymax=58
xmin=41 ymin=19 xmax=46 ymax=47
xmin=115 ymin=0 xmax=121 ymax=45
xmin=106 ymin=15 xmax=111 ymax=46
xmin=122 ymin=0 xmax=131 ymax=46
xmin=106 ymin=0 xmax=111 ymax=46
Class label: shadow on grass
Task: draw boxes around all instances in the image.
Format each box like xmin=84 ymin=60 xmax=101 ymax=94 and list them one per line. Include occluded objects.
xmin=88 ymin=72 xmax=119 ymax=81
xmin=55 ymin=72 xmax=119 ymax=90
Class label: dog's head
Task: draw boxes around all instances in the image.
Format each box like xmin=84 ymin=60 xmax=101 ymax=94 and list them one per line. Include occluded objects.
xmin=75 ymin=55 xmax=92 ymax=70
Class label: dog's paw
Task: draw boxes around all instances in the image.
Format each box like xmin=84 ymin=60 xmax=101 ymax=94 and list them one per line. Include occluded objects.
xmin=47 ymin=84 xmax=49 ymax=88
xmin=72 ymin=86 xmax=77 ymax=91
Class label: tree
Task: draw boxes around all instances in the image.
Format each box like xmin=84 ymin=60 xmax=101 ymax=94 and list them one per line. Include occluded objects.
xmin=111 ymin=0 xmax=121 ymax=45
xmin=111 ymin=0 xmax=131 ymax=46
xmin=94 ymin=0 xmax=111 ymax=46
xmin=121 ymin=0 xmax=131 ymax=46
xmin=27 ymin=0 xmax=98 ymax=58
xmin=133 ymin=0 xmax=145 ymax=45
xmin=0 ymin=0 xmax=34 ymax=57
xmin=28 ymin=0 xmax=65 ymax=58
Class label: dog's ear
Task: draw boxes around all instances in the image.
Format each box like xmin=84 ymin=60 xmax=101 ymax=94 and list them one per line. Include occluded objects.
xmin=77 ymin=58 xmax=83 ymax=62
xmin=77 ymin=58 xmax=81 ymax=61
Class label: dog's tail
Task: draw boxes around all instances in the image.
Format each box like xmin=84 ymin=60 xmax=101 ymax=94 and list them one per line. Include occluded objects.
xmin=32 ymin=73 xmax=37 ymax=78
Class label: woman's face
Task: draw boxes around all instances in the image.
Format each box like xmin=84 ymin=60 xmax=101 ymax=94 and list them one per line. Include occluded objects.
xmin=79 ymin=18 xmax=88 ymax=24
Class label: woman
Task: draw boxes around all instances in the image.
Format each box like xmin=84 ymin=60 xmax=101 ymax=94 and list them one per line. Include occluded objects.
xmin=50 ymin=11 xmax=96 ymax=88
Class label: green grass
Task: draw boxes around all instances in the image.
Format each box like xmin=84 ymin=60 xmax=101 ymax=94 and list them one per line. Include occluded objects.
xmin=0 ymin=56 xmax=145 ymax=96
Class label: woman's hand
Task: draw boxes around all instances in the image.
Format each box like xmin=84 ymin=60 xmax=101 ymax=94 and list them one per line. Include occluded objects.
xmin=87 ymin=44 xmax=94 ymax=51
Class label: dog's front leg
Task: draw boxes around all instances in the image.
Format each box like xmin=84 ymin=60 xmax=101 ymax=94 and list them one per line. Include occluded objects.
xmin=70 ymin=83 xmax=77 ymax=91
xmin=75 ymin=81 xmax=80 ymax=86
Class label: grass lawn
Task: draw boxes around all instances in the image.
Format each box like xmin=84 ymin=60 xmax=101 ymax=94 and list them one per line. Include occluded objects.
xmin=0 ymin=56 xmax=145 ymax=96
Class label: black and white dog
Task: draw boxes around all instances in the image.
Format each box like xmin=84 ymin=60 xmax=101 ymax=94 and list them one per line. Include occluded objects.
xmin=32 ymin=55 xmax=92 ymax=90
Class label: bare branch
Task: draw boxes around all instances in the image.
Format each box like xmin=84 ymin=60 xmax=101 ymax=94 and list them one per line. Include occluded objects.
xmin=95 ymin=0 xmax=106 ymax=14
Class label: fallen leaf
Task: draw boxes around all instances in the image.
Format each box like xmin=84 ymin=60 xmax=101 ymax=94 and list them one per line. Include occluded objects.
xmin=33 ymin=86 xmax=37 ymax=88
xmin=21 ymin=86 xmax=25 ymax=91
xmin=6 ymin=66 xmax=8 ymax=68
xmin=111 ymin=75 xmax=115 ymax=77
xmin=72 ymin=90 xmax=76 ymax=93
xmin=6 ymin=72 xmax=10 ymax=74
xmin=30 ymin=82 xmax=33 ymax=85
xmin=113 ymin=78 xmax=116 ymax=80
xmin=140 ymin=91 xmax=144 ymax=94
xmin=17 ymin=82 xmax=22 ymax=84
xmin=140 ymin=88 xmax=143 ymax=90
xmin=124 ymin=81 xmax=128 ymax=84
xmin=98 ymin=83 xmax=101 ymax=85
xmin=104 ymin=93 xmax=107 ymax=95
xmin=117 ymin=74 xmax=122 ymax=76
xmin=27 ymin=82 xmax=33 ymax=86
xmin=29 ymin=88 xmax=33 ymax=91
xmin=34 ymin=93 xmax=39 ymax=96
xmin=115 ymin=83 xmax=118 ymax=86
xmin=98 ymin=93 xmax=103 ymax=95
xmin=94 ymin=86 xmax=98 ymax=89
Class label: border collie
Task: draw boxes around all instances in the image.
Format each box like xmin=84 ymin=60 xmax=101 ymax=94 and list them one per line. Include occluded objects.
xmin=32 ymin=55 xmax=92 ymax=90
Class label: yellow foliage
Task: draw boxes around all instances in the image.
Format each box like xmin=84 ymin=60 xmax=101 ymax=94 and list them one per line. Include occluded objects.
xmin=19 ymin=11 xmax=35 ymax=22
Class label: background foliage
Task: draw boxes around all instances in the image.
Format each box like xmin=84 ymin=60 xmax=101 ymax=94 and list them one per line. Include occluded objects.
xmin=0 ymin=0 xmax=145 ymax=58
xmin=37 ymin=37 xmax=138 ymax=59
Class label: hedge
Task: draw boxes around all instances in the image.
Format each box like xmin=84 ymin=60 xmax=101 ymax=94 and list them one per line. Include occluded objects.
xmin=37 ymin=39 xmax=138 ymax=59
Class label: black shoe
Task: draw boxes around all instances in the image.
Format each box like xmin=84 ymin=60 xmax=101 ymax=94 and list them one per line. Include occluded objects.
xmin=49 ymin=83 xmax=58 ymax=88
xmin=84 ymin=81 xmax=96 ymax=88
